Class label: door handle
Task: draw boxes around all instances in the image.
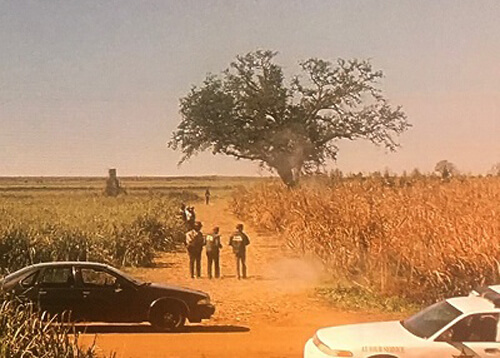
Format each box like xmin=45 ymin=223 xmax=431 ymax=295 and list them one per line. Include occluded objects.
xmin=39 ymin=290 xmax=47 ymax=295
xmin=82 ymin=290 xmax=90 ymax=298
xmin=485 ymin=348 xmax=500 ymax=354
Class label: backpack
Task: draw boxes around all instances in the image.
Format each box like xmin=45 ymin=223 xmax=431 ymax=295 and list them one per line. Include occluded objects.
xmin=205 ymin=234 xmax=219 ymax=252
xmin=230 ymin=233 xmax=245 ymax=255
xmin=186 ymin=230 xmax=201 ymax=249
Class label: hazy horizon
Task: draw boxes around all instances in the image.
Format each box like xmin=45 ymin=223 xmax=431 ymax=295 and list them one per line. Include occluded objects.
xmin=1 ymin=1 xmax=499 ymax=176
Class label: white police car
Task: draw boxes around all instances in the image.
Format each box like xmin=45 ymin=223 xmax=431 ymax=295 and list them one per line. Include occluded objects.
xmin=304 ymin=285 xmax=500 ymax=358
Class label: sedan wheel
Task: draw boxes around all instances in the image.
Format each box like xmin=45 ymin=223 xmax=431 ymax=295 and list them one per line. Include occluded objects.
xmin=150 ymin=305 xmax=186 ymax=331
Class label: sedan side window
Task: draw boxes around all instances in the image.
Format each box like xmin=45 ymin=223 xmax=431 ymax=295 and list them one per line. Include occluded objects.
xmin=40 ymin=268 xmax=74 ymax=287
xmin=81 ymin=269 xmax=117 ymax=288
xmin=439 ymin=314 xmax=499 ymax=342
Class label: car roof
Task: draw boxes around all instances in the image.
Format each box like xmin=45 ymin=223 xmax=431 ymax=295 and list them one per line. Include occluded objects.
xmin=447 ymin=295 xmax=497 ymax=314
xmin=27 ymin=261 xmax=110 ymax=270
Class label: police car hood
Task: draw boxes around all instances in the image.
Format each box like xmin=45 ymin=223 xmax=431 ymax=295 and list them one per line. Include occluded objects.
xmin=317 ymin=320 xmax=418 ymax=350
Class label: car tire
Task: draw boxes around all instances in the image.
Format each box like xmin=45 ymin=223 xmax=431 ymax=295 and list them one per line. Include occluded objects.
xmin=149 ymin=302 xmax=186 ymax=331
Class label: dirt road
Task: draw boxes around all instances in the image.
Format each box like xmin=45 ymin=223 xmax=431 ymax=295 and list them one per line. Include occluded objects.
xmin=82 ymin=198 xmax=396 ymax=358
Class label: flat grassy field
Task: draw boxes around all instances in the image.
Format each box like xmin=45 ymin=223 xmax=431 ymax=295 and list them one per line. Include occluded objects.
xmin=0 ymin=176 xmax=270 ymax=199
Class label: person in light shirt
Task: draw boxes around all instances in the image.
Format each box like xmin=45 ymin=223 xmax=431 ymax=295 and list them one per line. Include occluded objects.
xmin=205 ymin=226 xmax=222 ymax=279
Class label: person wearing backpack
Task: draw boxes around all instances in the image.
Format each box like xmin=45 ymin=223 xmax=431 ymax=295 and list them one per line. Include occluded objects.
xmin=205 ymin=226 xmax=222 ymax=279
xmin=185 ymin=221 xmax=204 ymax=278
xmin=229 ymin=223 xmax=250 ymax=279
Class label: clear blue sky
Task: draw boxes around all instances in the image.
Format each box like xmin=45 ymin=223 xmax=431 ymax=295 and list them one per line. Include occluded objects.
xmin=0 ymin=0 xmax=498 ymax=176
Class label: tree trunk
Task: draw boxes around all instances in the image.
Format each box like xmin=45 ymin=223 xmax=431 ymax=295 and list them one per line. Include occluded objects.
xmin=275 ymin=164 xmax=299 ymax=188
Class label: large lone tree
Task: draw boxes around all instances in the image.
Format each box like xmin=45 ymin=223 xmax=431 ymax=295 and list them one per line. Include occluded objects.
xmin=169 ymin=50 xmax=410 ymax=187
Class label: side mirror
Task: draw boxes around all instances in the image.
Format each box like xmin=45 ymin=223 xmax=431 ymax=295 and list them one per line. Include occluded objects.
xmin=114 ymin=281 xmax=124 ymax=293
xmin=436 ymin=330 xmax=453 ymax=342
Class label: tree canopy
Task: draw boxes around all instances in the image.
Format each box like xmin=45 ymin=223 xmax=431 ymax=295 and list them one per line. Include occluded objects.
xmin=434 ymin=159 xmax=459 ymax=179
xmin=169 ymin=50 xmax=410 ymax=186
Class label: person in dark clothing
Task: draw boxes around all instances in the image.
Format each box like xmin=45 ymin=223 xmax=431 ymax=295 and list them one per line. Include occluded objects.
xmin=229 ymin=223 xmax=250 ymax=279
xmin=205 ymin=188 xmax=211 ymax=205
xmin=185 ymin=206 xmax=196 ymax=231
xmin=205 ymin=226 xmax=222 ymax=279
xmin=179 ymin=203 xmax=187 ymax=222
xmin=185 ymin=221 xmax=204 ymax=278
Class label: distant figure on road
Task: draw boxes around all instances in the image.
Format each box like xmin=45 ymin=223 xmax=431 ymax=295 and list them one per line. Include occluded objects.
xmin=205 ymin=226 xmax=222 ymax=279
xmin=185 ymin=221 xmax=204 ymax=278
xmin=205 ymin=188 xmax=211 ymax=205
xmin=229 ymin=223 xmax=250 ymax=279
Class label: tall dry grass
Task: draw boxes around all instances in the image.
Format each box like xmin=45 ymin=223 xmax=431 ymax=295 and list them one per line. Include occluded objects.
xmin=0 ymin=300 xmax=104 ymax=358
xmin=232 ymin=176 xmax=500 ymax=302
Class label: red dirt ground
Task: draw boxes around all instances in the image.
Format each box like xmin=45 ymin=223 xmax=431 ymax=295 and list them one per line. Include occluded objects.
xmin=80 ymin=198 xmax=397 ymax=358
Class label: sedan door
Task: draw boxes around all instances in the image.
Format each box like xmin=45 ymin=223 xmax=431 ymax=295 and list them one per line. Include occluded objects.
xmin=37 ymin=266 xmax=84 ymax=320
xmin=77 ymin=267 xmax=139 ymax=322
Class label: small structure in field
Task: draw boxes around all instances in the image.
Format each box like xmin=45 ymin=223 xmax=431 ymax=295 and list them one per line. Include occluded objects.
xmin=104 ymin=168 xmax=126 ymax=196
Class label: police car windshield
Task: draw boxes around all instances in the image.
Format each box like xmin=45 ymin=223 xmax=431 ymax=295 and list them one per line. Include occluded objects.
xmin=402 ymin=301 xmax=462 ymax=339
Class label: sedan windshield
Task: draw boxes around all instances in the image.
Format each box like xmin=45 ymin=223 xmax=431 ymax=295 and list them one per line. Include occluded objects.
xmin=402 ymin=301 xmax=462 ymax=339
xmin=1 ymin=266 xmax=35 ymax=284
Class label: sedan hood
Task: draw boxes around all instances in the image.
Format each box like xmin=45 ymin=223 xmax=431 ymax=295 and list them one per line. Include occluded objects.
xmin=317 ymin=320 xmax=420 ymax=350
xmin=147 ymin=283 xmax=208 ymax=298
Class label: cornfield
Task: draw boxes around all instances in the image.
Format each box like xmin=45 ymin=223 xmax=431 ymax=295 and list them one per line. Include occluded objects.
xmin=0 ymin=192 xmax=187 ymax=274
xmin=232 ymin=175 xmax=500 ymax=303
xmin=0 ymin=300 xmax=104 ymax=358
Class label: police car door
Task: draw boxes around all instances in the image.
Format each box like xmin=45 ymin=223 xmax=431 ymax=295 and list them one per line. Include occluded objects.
xmin=430 ymin=313 xmax=500 ymax=358
xmin=458 ymin=313 xmax=500 ymax=358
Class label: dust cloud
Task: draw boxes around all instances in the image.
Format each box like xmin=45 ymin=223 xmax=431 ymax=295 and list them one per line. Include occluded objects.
xmin=262 ymin=256 xmax=324 ymax=293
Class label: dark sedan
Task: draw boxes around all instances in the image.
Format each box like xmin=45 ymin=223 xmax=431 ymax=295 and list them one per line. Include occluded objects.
xmin=0 ymin=261 xmax=215 ymax=330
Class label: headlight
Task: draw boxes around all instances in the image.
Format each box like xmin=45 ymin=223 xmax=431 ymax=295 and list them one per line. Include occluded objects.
xmin=313 ymin=333 xmax=353 ymax=357
xmin=197 ymin=297 xmax=211 ymax=305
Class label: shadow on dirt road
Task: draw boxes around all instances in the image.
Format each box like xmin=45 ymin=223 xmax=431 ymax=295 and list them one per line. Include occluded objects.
xmin=75 ymin=324 xmax=250 ymax=334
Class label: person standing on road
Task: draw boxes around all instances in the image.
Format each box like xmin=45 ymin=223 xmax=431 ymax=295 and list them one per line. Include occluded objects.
xmin=229 ymin=223 xmax=250 ymax=279
xmin=185 ymin=206 xmax=196 ymax=230
xmin=179 ymin=203 xmax=187 ymax=222
xmin=205 ymin=226 xmax=222 ymax=279
xmin=205 ymin=188 xmax=211 ymax=205
xmin=185 ymin=221 xmax=204 ymax=278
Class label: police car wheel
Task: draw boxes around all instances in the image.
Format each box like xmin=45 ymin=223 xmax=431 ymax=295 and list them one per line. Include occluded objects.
xmin=150 ymin=305 xmax=186 ymax=331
